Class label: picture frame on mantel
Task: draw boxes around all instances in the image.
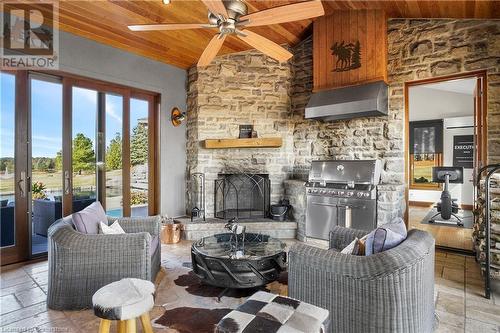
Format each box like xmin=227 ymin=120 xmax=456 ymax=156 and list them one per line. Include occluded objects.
xmin=239 ymin=125 xmax=254 ymax=138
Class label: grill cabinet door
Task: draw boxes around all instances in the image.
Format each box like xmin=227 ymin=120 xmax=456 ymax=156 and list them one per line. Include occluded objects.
xmin=338 ymin=198 xmax=377 ymax=231
xmin=306 ymin=195 xmax=338 ymax=240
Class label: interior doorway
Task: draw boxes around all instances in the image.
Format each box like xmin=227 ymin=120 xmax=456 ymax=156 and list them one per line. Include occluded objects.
xmin=405 ymin=71 xmax=487 ymax=252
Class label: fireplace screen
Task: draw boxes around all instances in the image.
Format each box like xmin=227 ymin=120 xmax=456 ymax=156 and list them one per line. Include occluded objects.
xmin=215 ymin=174 xmax=270 ymax=219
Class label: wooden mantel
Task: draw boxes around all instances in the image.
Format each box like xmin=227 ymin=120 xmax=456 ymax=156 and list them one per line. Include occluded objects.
xmin=313 ymin=10 xmax=388 ymax=92
xmin=203 ymin=138 xmax=282 ymax=149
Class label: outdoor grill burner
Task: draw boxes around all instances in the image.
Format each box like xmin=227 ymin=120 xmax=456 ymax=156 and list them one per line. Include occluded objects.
xmin=305 ymin=160 xmax=382 ymax=240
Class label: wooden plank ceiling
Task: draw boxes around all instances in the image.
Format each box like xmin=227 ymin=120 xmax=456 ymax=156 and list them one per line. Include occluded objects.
xmin=52 ymin=1 xmax=500 ymax=69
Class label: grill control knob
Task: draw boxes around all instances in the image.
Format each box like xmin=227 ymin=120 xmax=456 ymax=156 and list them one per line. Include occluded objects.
xmin=364 ymin=193 xmax=370 ymax=198
xmin=307 ymin=189 xmax=312 ymax=193
xmin=320 ymin=190 xmax=326 ymax=194
xmin=356 ymin=192 xmax=363 ymax=198
xmin=347 ymin=191 xmax=354 ymax=197
xmin=338 ymin=191 xmax=345 ymax=196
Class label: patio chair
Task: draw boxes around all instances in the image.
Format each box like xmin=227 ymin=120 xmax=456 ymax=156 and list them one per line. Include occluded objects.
xmin=47 ymin=214 xmax=161 ymax=310
xmin=288 ymin=226 xmax=435 ymax=333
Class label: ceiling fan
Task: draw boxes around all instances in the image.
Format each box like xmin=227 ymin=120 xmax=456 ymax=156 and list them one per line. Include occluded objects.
xmin=128 ymin=0 xmax=325 ymax=67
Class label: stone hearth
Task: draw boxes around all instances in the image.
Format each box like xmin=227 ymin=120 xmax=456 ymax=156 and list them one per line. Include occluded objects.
xmin=174 ymin=217 xmax=297 ymax=240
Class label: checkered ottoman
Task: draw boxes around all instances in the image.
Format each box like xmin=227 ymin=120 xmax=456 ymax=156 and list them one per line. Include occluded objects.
xmin=215 ymin=291 xmax=330 ymax=333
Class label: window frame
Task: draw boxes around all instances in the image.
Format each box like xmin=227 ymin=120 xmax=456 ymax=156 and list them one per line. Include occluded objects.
xmin=409 ymin=119 xmax=444 ymax=191
xmin=409 ymin=153 xmax=443 ymax=190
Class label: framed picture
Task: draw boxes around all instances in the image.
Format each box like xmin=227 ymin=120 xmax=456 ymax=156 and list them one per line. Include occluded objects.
xmin=239 ymin=125 xmax=253 ymax=138
xmin=453 ymin=135 xmax=474 ymax=169
xmin=409 ymin=120 xmax=443 ymax=190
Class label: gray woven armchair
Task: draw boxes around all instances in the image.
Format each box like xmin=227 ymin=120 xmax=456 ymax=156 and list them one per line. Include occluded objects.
xmin=47 ymin=215 xmax=161 ymax=310
xmin=289 ymin=226 xmax=435 ymax=333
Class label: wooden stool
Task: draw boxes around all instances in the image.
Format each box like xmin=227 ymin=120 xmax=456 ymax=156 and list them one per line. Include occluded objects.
xmin=92 ymin=278 xmax=155 ymax=333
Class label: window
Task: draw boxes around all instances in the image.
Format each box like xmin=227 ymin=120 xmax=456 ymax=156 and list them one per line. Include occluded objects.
xmin=72 ymin=87 xmax=98 ymax=211
xmin=0 ymin=70 xmax=158 ymax=262
xmin=105 ymin=94 xmax=124 ymax=217
xmin=30 ymin=76 xmax=63 ymax=255
xmin=409 ymin=120 xmax=443 ymax=190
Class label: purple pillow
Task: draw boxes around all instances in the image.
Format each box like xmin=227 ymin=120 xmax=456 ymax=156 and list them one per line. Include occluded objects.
xmin=72 ymin=201 xmax=107 ymax=234
xmin=365 ymin=217 xmax=407 ymax=256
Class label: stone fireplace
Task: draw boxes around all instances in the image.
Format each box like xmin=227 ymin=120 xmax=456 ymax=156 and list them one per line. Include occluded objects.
xmin=185 ymin=49 xmax=295 ymax=219
xmin=214 ymin=173 xmax=270 ymax=220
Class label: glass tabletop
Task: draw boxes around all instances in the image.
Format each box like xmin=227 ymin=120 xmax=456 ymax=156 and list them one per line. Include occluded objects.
xmin=192 ymin=233 xmax=286 ymax=260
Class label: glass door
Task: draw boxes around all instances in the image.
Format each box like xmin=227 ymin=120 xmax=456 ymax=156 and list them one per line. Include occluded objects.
xmin=29 ymin=74 xmax=63 ymax=256
xmin=1 ymin=72 xmax=29 ymax=264
xmin=1 ymin=71 xmax=158 ymax=265
xmin=1 ymin=73 xmax=17 ymax=249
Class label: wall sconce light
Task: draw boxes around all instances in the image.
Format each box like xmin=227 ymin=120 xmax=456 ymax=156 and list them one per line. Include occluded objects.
xmin=171 ymin=107 xmax=186 ymax=127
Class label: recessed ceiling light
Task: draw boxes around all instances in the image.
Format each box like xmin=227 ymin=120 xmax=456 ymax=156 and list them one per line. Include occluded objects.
xmin=163 ymin=0 xmax=171 ymax=4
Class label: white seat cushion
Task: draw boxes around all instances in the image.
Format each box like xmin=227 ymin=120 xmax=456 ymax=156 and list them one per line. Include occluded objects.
xmin=92 ymin=278 xmax=155 ymax=320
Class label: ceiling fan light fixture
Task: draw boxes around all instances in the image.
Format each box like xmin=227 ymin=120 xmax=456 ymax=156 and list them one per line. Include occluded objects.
xmin=129 ymin=0 xmax=325 ymax=66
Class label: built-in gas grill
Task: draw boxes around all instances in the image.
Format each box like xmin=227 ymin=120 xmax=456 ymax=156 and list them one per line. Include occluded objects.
xmin=305 ymin=160 xmax=382 ymax=240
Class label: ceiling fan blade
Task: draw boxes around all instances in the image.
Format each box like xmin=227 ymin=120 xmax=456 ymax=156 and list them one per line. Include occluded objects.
xmin=240 ymin=1 xmax=324 ymax=27
xmin=198 ymin=34 xmax=227 ymax=67
xmin=128 ymin=23 xmax=216 ymax=31
xmin=201 ymin=0 xmax=228 ymax=17
xmin=237 ymin=30 xmax=292 ymax=63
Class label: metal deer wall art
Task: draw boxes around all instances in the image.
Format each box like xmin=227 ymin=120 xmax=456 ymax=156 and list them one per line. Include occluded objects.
xmin=331 ymin=40 xmax=361 ymax=72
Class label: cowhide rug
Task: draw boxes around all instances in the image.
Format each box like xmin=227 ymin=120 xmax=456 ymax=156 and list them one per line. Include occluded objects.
xmin=155 ymin=267 xmax=288 ymax=332
xmin=173 ymin=271 xmax=267 ymax=298
xmin=155 ymin=307 xmax=232 ymax=333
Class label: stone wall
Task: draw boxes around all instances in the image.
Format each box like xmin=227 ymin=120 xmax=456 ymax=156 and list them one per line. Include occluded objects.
xmin=185 ymin=51 xmax=295 ymax=216
xmin=283 ymin=180 xmax=307 ymax=241
xmin=387 ymin=19 xmax=500 ymax=164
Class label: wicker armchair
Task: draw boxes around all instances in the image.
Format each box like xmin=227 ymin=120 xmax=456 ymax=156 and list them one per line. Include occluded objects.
xmin=47 ymin=215 xmax=161 ymax=310
xmin=288 ymin=226 xmax=435 ymax=333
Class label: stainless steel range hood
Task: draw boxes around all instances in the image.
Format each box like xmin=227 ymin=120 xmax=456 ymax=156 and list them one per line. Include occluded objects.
xmin=305 ymin=81 xmax=388 ymax=121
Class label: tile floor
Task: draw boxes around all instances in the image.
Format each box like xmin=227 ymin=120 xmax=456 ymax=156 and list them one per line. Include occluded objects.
xmin=1 ymin=240 xmax=500 ymax=332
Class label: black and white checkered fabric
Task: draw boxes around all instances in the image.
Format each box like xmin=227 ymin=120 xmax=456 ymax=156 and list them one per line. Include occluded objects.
xmin=215 ymin=291 xmax=330 ymax=333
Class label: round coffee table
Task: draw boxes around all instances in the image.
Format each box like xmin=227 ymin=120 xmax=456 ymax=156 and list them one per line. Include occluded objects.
xmin=191 ymin=233 xmax=286 ymax=299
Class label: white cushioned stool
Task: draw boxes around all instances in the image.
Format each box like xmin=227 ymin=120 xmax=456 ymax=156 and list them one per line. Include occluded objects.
xmin=92 ymin=278 xmax=155 ymax=333
xmin=216 ymin=291 xmax=330 ymax=333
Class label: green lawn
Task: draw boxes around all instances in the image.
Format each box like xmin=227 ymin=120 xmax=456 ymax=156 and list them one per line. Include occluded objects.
xmin=1 ymin=170 xmax=123 ymax=195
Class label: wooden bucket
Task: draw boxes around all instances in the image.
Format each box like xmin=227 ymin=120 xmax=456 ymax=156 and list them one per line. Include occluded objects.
xmin=161 ymin=224 xmax=181 ymax=244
